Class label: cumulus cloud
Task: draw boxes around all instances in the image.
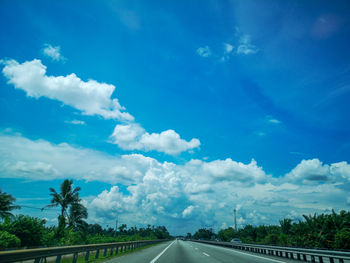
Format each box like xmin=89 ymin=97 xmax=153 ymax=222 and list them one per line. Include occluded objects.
xmin=1 ymin=132 xmax=349 ymax=234
xmin=202 ymin=158 xmax=267 ymax=184
xmin=196 ymin=46 xmax=211 ymax=58
xmin=1 ymin=59 xmax=134 ymax=121
xmin=42 ymin=44 xmax=66 ymax=62
xmin=110 ymin=123 xmax=200 ymax=155
xmin=286 ymin=159 xmax=350 ymax=184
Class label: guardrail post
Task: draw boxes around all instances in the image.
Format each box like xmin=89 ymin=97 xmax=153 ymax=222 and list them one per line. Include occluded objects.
xmin=124 ymin=244 xmax=127 ymax=252
xmin=103 ymin=248 xmax=107 ymax=257
xmin=318 ymin=256 xmax=323 ymax=263
xmin=303 ymin=254 xmax=307 ymax=261
xmin=339 ymin=259 xmax=344 ymax=263
xmin=85 ymin=251 xmax=90 ymax=261
xmin=116 ymin=245 xmax=119 ymax=254
xmin=110 ymin=247 xmax=114 ymax=255
xmin=95 ymin=249 xmax=100 ymax=259
xmin=311 ymin=255 xmax=316 ymax=262
xmin=72 ymin=252 xmax=78 ymax=263
xmin=56 ymin=255 xmax=62 ymax=263
xmin=329 ymin=257 xmax=334 ymax=263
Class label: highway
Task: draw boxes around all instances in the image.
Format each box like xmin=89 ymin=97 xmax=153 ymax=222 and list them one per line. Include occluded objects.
xmin=106 ymin=239 xmax=303 ymax=263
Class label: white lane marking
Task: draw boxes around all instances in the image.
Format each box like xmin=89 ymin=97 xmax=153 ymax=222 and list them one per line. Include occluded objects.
xmin=203 ymin=252 xmax=210 ymax=257
xmin=193 ymin=242 xmax=287 ymax=263
xmin=150 ymin=240 xmax=176 ymax=263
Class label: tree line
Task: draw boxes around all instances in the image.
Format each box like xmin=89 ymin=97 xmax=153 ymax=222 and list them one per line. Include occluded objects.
xmin=0 ymin=180 xmax=170 ymax=249
xmin=191 ymin=210 xmax=350 ymax=250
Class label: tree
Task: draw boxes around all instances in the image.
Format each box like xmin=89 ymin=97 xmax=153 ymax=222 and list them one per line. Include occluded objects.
xmin=0 ymin=189 xmax=20 ymax=219
xmin=1 ymin=215 xmax=46 ymax=247
xmin=46 ymin=179 xmax=84 ymax=236
xmin=68 ymin=203 xmax=88 ymax=230
xmin=280 ymin=218 xmax=292 ymax=235
xmin=0 ymin=231 xmax=21 ymax=248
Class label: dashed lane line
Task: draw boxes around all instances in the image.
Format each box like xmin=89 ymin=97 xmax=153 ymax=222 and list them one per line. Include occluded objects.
xmin=194 ymin=242 xmax=287 ymax=263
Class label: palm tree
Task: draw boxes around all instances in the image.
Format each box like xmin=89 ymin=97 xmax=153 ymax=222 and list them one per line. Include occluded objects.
xmin=46 ymin=179 xmax=82 ymax=231
xmin=68 ymin=203 xmax=88 ymax=230
xmin=0 ymin=189 xmax=20 ymax=219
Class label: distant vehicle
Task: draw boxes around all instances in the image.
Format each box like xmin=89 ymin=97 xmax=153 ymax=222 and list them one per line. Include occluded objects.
xmin=230 ymin=238 xmax=242 ymax=243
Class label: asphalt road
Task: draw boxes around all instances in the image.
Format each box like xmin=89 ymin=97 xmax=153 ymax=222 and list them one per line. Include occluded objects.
xmin=106 ymin=239 xmax=305 ymax=263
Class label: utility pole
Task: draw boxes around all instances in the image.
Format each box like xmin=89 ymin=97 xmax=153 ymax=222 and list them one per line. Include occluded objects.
xmin=234 ymin=209 xmax=237 ymax=232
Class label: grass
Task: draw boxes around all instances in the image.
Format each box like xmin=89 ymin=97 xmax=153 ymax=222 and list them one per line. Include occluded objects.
xmin=57 ymin=243 xmax=159 ymax=263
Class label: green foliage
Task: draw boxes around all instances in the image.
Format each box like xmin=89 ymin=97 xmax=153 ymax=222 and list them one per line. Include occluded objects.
xmin=193 ymin=228 xmax=215 ymax=240
xmin=0 ymin=215 xmax=46 ymax=247
xmin=198 ymin=210 xmax=350 ymax=250
xmin=60 ymin=229 xmax=85 ymax=246
xmin=0 ymin=230 xmax=21 ymax=248
xmin=334 ymin=228 xmax=350 ymax=249
xmin=42 ymin=227 xmax=59 ymax=247
xmin=218 ymin=227 xmax=236 ymax=241
xmin=264 ymin=233 xmax=279 ymax=245
xmin=0 ymin=189 xmax=20 ymax=219
xmin=46 ymin=179 xmax=87 ymax=238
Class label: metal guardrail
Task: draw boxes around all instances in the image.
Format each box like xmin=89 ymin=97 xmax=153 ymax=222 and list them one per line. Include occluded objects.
xmin=192 ymin=240 xmax=350 ymax=263
xmin=0 ymin=239 xmax=168 ymax=263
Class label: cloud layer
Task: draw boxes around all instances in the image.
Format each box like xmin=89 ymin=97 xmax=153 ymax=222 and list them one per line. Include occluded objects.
xmin=1 ymin=132 xmax=349 ymax=234
xmin=110 ymin=123 xmax=200 ymax=155
xmin=2 ymin=59 xmax=134 ymax=121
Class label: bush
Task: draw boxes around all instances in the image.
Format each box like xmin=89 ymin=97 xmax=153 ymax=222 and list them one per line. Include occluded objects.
xmin=0 ymin=231 xmax=21 ymax=249
xmin=264 ymin=233 xmax=279 ymax=245
xmin=60 ymin=229 xmax=85 ymax=246
xmin=2 ymin=215 xmax=46 ymax=247
xmin=334 ymin=229 xmax=350 ymax=249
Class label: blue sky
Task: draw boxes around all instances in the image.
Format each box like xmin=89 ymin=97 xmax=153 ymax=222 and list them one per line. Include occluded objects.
xmin=1 ymin=0 xmax=350 ymax=235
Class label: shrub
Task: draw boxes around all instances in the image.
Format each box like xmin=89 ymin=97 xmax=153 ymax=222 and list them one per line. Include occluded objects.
xmin=3 ymin=215 xmax=46 ymax=247
xmin=334 ymin=229 xmax=350 ymax=249
xmin=0 ymin=231 xmax=21 ymax=249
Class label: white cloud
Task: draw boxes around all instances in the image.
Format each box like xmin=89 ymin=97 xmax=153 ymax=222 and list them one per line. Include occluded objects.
xmin=0 ymin=132 xmax=152 ymax=184
xmin=266 ymin=116 xmax=281 ymax=124
xmin=42 ymin=44 xmax=66 ymax=62
xmin=268 ymin=119 xmax=281 ymax=124
xmin=65 ymin=119 xmax=86 ymax=125
xmin=196 ymin=46 xmax=211 ymax=58
xmin=182 ymin=205 xmax=195 ymax=218
xmin=1 ymin=59 xmax=134 ymax=121
xmin=110 ymin=123 xmax=200 ymax=155
xmin=201 ymin=158 xmax=267 ymax=184
xmin=224 ymin=43 xmax=234 ymax=54
xmin=286 ymin=159 xmax=350 ymax=184
xmin=1 ymin=132 xmax=349 ymax=234
xmin=236 ymin=34 xmax=259 ymax=55
xmin=220 ymin=43 xmax=235 ymax=61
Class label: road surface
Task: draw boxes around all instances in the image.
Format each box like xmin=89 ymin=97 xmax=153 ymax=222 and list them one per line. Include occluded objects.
xmin=106 ymin=239 xmax=306 ymax=263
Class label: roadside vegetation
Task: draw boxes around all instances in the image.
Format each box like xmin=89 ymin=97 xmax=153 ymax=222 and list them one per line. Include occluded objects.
xmin=191 ymin=210 xmax=350 ymax=250
xmin=0 ymin=180 xmax=170 ymax=249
